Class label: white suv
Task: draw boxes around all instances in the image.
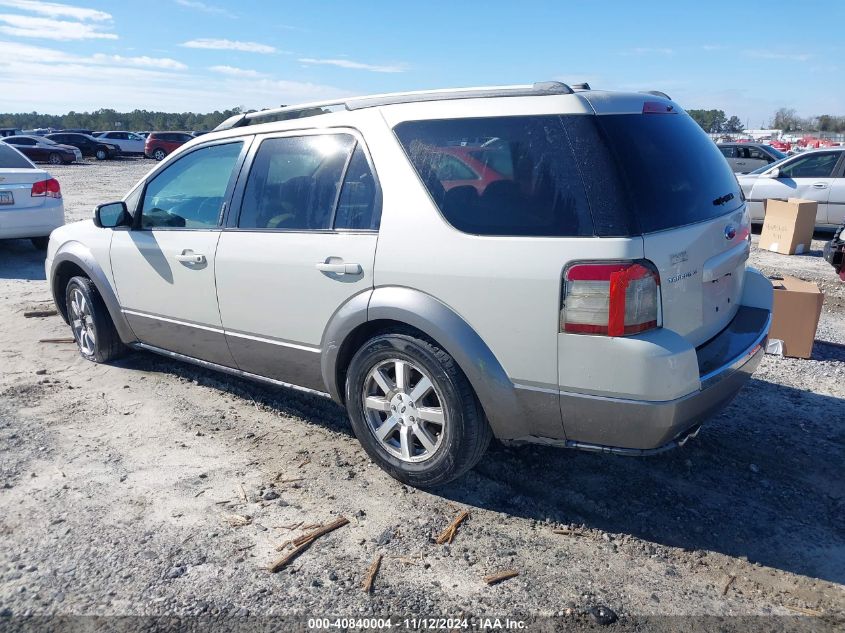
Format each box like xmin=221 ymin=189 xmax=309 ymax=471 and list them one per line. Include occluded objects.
xmin=46 ymin=82 xmax=773 ymax=486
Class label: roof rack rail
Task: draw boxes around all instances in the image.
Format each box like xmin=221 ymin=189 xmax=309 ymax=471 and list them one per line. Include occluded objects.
xmin=641 ymin=90 xmax=672 ymax=100
xmin=214 ymin=81 xmax=574 ymax=131
xmin=571 ymin=82 xmax=591 ymax=90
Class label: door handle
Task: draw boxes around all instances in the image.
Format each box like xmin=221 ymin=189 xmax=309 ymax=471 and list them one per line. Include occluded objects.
xmin=812 ymin=182 xmax=828 ymax=189
xmin=175 ymin=250 xmax=206 ymax=264
xmin=316 ymin=260 xmax=362 ymax=275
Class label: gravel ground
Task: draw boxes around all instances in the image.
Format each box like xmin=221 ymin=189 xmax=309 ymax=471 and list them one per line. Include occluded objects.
xmin=0 ymin=158 xmax=843 ymax=631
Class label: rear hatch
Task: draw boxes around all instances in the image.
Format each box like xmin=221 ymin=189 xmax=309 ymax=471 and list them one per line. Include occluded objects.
xmin=0 ymin=165 xmax=48 ymax=210
xmin=575 ymin=96 xmax=749 ymax=346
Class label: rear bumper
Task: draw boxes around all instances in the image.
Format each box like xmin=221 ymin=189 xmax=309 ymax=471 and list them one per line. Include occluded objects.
xmin=0 ymin=202 xmax=64 ymax=239
xmin=556 ymin=305 xmax=770 ymax=452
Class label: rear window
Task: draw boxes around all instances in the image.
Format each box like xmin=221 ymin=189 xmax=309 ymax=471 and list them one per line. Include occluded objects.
xmin=395 ymin=112 xmax=742 ymax=237
xmin=0 ymin=143 xmax=33 ymax=168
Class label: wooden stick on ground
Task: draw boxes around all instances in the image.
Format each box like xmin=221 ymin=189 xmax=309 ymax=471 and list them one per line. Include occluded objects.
xmin=237 ymin=484 xmax=248 ymax=503
xmin=435 ymin=510 xmax=469 ymax=545
xmin=483 ymin=570 xmax=519 ymax=585
xmin=721 ymin=575 xmax=736 ymax=596
xmin=551 ymin=528 xmax=586 ymax=537
xmin=268 ymin=516 xmax=349 ymax=573
xmin=783 ymin=605 xmax=822 ymax=617
xmin=362 ymin=553 xmax=383 ymax=593
xmin=25 ymin=310 xmax=58 ymax=318
xmin=39 ymin=337 xmax=76 ymax=344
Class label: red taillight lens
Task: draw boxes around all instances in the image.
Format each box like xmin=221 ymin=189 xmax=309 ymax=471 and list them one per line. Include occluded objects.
xmin=642 ymin=101 xmax=676 ymax=114
xmin=562 ymin=261 xmax=660 ymax=337
xmin=31 ymin=178 xmax=61 ymax=198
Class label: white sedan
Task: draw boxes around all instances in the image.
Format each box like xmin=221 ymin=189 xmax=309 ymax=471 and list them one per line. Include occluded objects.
xmin=0 ymin=142 xmax=65 ymax=249
xmin=738 ymin=147 xmax=845 ymax=229
xmin=94 ymin=131 xmax=146 ymax=155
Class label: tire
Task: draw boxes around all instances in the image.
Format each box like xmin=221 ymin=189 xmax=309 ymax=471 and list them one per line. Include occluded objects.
xmin=345 ymin=331 xmax=492 ymax=487
xmin=64 ymin=276 xmax=126 ymax=363
xmin=47 ymin=153 xmax=62 ymax=165
xmin=30 ymin=236 xmax=49 ymax=250
xmin=153 ymin=148 xmax=167 ymax=161
xmin=95 ymin=148 xmax=107 ymax=161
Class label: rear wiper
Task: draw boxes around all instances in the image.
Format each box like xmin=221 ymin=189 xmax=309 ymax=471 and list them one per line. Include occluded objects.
xmin=712 ymin=192 xmax=735 ymax=206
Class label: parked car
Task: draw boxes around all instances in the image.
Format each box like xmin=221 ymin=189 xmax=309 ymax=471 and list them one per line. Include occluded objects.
xmin=46 ymin=82 xmax=772 ymax=486
xmin=135 ymin=131 xmax=151 ymax=139
xmin=737 ymin=148 xmax=845 ymax=228
xmin=0 ymin=142 xmax=64 ymax=249
xmin=0 ymin=128 xmax=22 ymax=138
xmin=718 ymin=142 xmax=786 ymax=173
xmin=45 ymin=133 xmax=120 ymax=160
xmin=144 ymin=132 xmax=193 ymax=161
xmin=94 ymin=131 xmax=146 ymax=155
xmin=2 ymin=135 xmax=80 ymax=164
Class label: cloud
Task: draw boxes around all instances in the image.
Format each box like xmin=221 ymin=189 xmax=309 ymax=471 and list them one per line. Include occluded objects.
xmin=298 ymin=57 xmax=406 ymax=73
xmin=701 ymin=44 xmax=728 ymax=51
xmin=0 ymin=0 xmax=110 ymax=21
xmin=181 ymin=38 xmax=276 ymax=53
xmin=0 ymin=40 xmax=346 ymax=113
xmin=0 ymin=13 xmax=116 ymax=39
xmin=174 ymin=0 xmax=236 ymax=19
xmin=92 ymin=53 xmax=187 ymax=71
xmin=745 ymin=50 xmax=813 ymax=62
xmin=624 ymin=47 xmax=674 ymax=56
xmin=209 ymin=65 xmax=264 ymax=78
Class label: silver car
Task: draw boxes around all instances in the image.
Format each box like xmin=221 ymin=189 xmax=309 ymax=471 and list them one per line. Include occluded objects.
xmin=738 ymin=147 xmax=845 ymax=228
xmin=718 ymin=143 xmax=786 ymax=174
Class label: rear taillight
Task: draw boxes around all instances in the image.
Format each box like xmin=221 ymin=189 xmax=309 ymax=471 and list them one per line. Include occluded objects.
xmin=31 ymin=178 xmax=61 ymax=199
xmin=562 ymin=261 xmax=660 ymax=337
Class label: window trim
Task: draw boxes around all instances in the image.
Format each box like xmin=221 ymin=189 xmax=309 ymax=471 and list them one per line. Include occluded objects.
xmin=133 ymin=136 xmax=253 ymax=232
xmin=224 ymin=126 xmax=382 ymax=234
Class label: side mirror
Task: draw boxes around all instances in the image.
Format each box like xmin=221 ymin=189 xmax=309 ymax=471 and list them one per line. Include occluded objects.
xmin=763 ymin=167 xmax=780 ymax=179
xmin=94 ymin=201 xmax=131 ymax=228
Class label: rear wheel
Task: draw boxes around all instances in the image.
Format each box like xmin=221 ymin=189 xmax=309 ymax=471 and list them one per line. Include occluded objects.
xmin=30 ymin=237 xmax=49 ymax=250
xmin=64 ymin=276 xmax=126 ymax=363
xmin=153 ymin=148 xmax=167 ymax=161
xmin=47 ymin=153 xmax=62 ymax=165
xmin=95 ymin=148 xmax=107 ymax=160
xmin=345 ymin=331 xmax=491 ymax=487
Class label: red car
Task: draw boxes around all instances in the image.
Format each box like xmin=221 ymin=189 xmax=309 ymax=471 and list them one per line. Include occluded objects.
xmin=144 ymin=132 xmax=194 ymax=161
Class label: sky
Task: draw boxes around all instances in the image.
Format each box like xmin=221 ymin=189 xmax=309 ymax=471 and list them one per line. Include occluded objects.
xmin=0 ymin=0 xmax=842 ymax=126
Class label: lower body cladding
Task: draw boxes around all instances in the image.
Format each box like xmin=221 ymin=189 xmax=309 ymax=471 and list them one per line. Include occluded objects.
xmin=513 ymin=269 xmax=773 ymax=454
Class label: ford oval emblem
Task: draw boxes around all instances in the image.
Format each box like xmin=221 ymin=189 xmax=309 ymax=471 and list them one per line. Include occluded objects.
xmin=725 ymin=225 xmax=737 ymax=240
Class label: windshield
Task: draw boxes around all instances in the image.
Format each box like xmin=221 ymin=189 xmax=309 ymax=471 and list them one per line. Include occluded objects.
xmin=41 ymin=137 xmax=58 ymax=145
xmin=749 ymin=156 xmax=788 ymax=175
xmin=0 ymin=143 xmax=34 ymax=168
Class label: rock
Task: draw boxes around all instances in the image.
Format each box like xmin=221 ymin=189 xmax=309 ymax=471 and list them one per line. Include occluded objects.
xmin=328 ymin=571 xmax=338 ymax=581
xmin=262 ymin=489 xmax=279 ymax=501
xmin=588 ymin=605 xmax=618 ymax=626
xmin=276 ymin=499 xmax=289 ymax=507
xmin=35 ymin=369 xmax=47 ymax=376
xmin=237 ymin=607 xmax=249 ymax=617
xmin=376 ymin=528 xmax=393 ymax=546
xmin=165 ymin=566 xmax=186 ymax=579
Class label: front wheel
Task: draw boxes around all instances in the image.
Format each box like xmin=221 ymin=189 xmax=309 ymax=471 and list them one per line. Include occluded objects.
xmin=95 ymin=148 xmax=107 ymax=160
xmin=65 ymin=276 xmax=126 ymax=363
xmin=47 ymin=153 xmax=62 ymax=165
xmin=345 ymin=331 xmax=491 ymax=487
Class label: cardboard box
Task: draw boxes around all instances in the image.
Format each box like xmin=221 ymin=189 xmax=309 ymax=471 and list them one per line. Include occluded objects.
xmin=768 ymin=276 xmax=824 ymax=359
xmin=759 ymin=198 xmax=817 ymax=255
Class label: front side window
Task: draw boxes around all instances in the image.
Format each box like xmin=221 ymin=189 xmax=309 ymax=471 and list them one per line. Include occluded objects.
xmin=238 ymin=134 xmax=356 ymax=230
xmin=140 ymin=141 xmax=243 ymax=229
xmin=779 ymin=152 xmax=840 ymax=179
xmin=747 ymin=147 xmax=769 ymax=161
xmin=394 ymin=116 xmax=594 ymax=237
xmin=719 ymin=146 xmax=736 ymax=158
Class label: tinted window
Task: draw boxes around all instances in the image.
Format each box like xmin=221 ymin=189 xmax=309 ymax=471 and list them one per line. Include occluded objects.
xmin=6 ymin=137 xmax=32 ymax=146
xmin=141 ymin=141 xmax=242 ymax=229
xmin=394 ymin=116 xmax=594 ymax=237
xmin=746 ymin=147 xmax=769 ymax=161
xmin=0 ymin=143 xmax=33 ymax=168
xmin=779 ymin=152 xmax=840 ymax=179
xmin=334 ymin=144 xmax=379 ymax=230
xmin=719 ymin=145 xmax=736 ymax=158
xmin=238 ymin=134 xmax=355 ymax=230
xmin=594 ymin=113 xmax=743 ymax=233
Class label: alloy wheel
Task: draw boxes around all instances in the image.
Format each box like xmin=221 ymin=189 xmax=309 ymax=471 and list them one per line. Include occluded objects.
xmin=362 ymin=358 xmax=446 ymax=463
xmin=70 ymin=288 xmax=96 ymax=356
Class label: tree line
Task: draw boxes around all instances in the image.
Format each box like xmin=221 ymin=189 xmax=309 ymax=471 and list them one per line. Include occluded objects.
xmin=687 ymin=107 xmax=845 ymax=134
xmin=0 ymin=108 xmax=244 ymax=132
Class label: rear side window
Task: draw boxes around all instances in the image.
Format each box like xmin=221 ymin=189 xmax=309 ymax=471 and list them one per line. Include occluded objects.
xmin=238 ymin=134 xmax=356 ymax=230
xmin=334 ymin=144 xmax=379 ymax=230
xmin=0 ymin=143 xmax=33 ymax=168
xmin=394 ymin=116 xmax=594 ymax=237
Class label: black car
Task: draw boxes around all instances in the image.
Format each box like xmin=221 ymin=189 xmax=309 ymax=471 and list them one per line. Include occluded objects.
xmin=44 ymin=133 xmax=120 ymax=160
